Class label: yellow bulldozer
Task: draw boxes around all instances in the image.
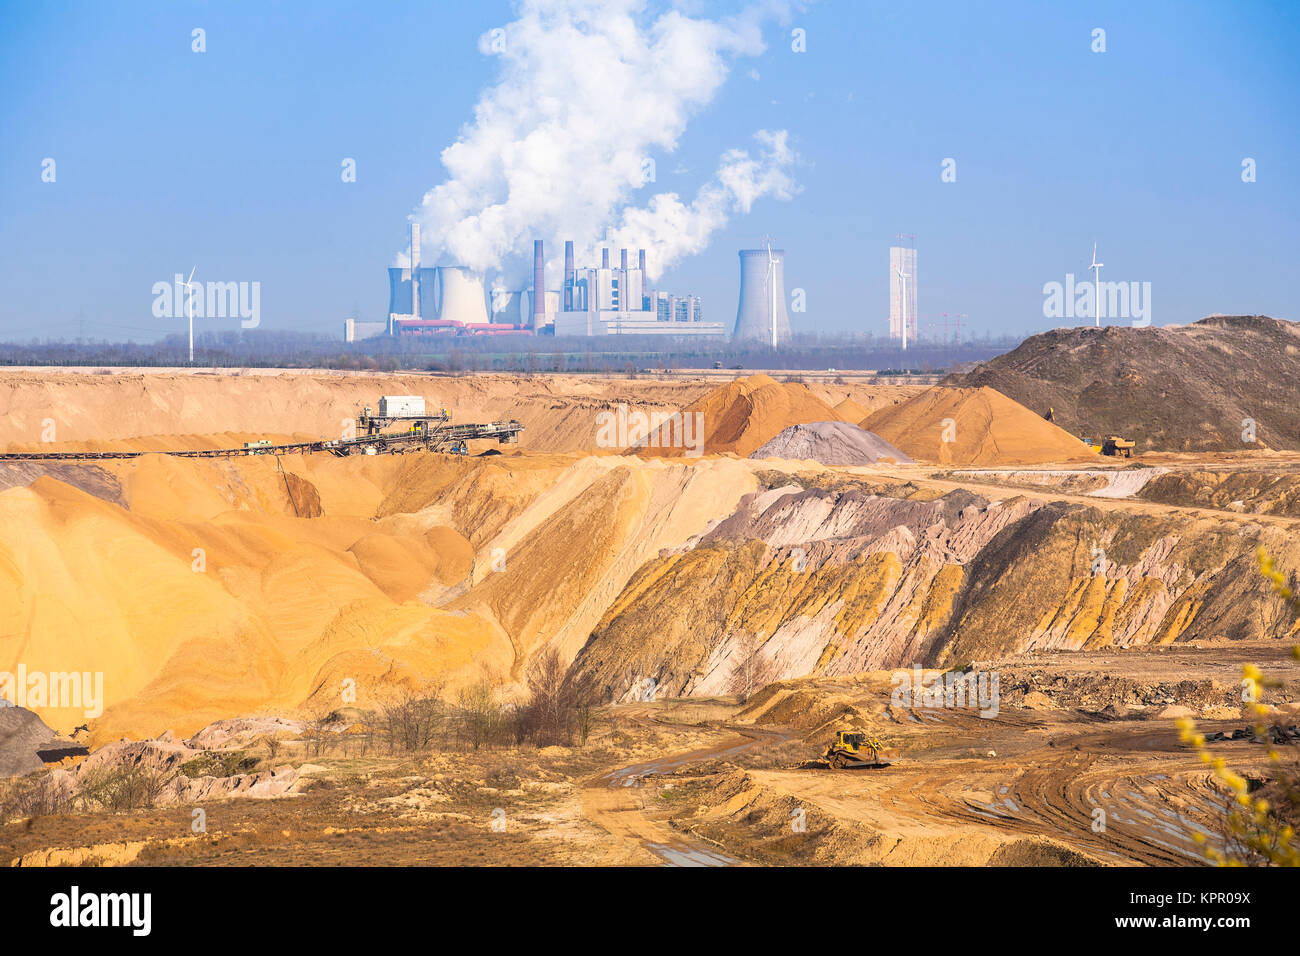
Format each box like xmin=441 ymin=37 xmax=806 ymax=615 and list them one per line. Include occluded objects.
xmin=824 ymin=730 xmax=895 ymax=770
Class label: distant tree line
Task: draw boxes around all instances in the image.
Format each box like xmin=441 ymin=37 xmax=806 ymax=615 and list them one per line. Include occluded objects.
xmin=0 ymin=329 xmax=1017 ymax=373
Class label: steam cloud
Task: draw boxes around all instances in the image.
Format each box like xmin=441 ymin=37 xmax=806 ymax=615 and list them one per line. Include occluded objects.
xmin=407 ymin=0 xmax=800 ymax=285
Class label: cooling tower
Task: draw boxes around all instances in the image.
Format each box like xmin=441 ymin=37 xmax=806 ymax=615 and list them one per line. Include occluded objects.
xmin=733 ymin=249 xmax=791 ymax=345
xmin=564 ymin=240 xmax=575 ymax=311
xmin=388 ymin=268 xmax=412 ymax=315
xmin=491 ymin=289 xmax=525 ymax=325
xmin=388 ymin=267 xmax=437 ymax=317
xmin=526 ymin=289 xmax=560 ymax=320
xmin=436 ymin=267 xmax=490 ymax=325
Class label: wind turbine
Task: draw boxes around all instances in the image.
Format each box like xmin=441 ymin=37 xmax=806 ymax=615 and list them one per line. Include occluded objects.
xmin=760 ymin=234 xmax=778 ymax=348
xmin=179 ymin=267 xmax=197 ymax=363
xmin=1089 ymin=242 xmax=1104 ymax=326
xmin=896 ymin=266 xmax=911 ymax=350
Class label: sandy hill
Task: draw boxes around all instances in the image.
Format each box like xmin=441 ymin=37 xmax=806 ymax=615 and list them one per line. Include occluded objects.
xmin=833 ymin=397 xmax=872 ymax=423
xmin=0 ymin=371 xmax=931 ymax=459
xmin=0 ymin=448 xmax=765 ymax=744
xmin=861 ymin=386 xmax=1098 ymax=465
xmin=633 ymin=374 xmax=844 ymax=458
xmin=944 ymin=315 xmax=1300 ymax=452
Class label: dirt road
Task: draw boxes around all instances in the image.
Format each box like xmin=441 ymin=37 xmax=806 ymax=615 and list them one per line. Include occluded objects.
xmin=581 ymin=717 xmax=788 ymax=867
xmin=874 ymin=466 xmax=1300 ymax=528
xmin=753 ymin=712 xmax=1226 ymax=865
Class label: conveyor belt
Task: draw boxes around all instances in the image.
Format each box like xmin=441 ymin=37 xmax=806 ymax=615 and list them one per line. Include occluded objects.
xmin=0 ymin=420 xmax=524 ymax=461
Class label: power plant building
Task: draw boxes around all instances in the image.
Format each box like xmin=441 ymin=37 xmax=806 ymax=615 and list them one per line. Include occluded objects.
xmin=383 ymin=222 xmax=532 ymax=338
xmin=344 ymin=318 xmax=387 ymax=342
xmin=368 ymin=223 xmax=721 ymax=340
xmin=547 ymin=240 xmax=723 ymax=337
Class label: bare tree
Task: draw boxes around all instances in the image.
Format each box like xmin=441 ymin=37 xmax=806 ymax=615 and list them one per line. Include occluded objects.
xmin=456 ymin=674 xmax=504 ymax=750
xmin=380 ymin=681 xmax=447 ymax=753
xmin=525 ymin=648 xmax=570 ymax=745
xmin=76 ymin=764 xmax=174 ymax=811
xmin=304 ymin=710 xmax=333 ymax=757
xmin=730 ymin=632 xmax=780 ymax=703
xmin=0 ymin=771 xmax=73 ymax=819
xmin=517 ymin=649 xmax=601 ymax=747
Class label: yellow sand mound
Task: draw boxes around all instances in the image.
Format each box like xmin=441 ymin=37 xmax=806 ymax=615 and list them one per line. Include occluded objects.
xmin=834 ymin=397 xmax=872 ymax=424
xmin=861 ymin=386 xmax=1099 ymax=465
xmin=634 ymin=374 xmax=843 ymax=458
xmin=347 ymin=527 xmax=473 ymax=603
xmin=0 ymin=443 xmax=763 ymax=743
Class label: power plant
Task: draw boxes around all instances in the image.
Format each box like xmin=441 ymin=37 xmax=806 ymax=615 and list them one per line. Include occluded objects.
xmin=349 ymin=221 xmax=746 ymax=342
xmin=378 ymin=222 xmax=533 ymax=339
xmin=732 ymin=243 xmax=791 ymax=345
xmin=548 ymin=239 xmax=723 ymax=337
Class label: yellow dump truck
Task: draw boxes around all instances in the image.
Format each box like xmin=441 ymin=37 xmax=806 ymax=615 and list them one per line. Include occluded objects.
xmin=1081 ymin=435 xmax=1135 ymax=457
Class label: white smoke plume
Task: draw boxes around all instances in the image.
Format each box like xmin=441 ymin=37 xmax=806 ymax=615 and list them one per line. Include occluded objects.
xmin=406 ymin=0 xmax=800 ymax=285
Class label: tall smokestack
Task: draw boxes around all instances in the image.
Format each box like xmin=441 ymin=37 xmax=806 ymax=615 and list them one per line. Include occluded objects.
xmin=620 ymin=248 xmax=628 ymax=271
xmin=410 ymin=223 xmax=422 ymax=319
xmin=533 ymin=239 xmax=544 ymax=329
xmin=601 ymin=248 xmax=609 ymax=269
xmin=638 ymin=249 xmax=648 ymax=310
xmin=564 ymin=240 xmax=574 ymax=312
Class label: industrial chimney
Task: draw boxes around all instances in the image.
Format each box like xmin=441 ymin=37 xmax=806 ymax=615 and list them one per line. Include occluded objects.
xmin=733 ymin=247 xmax=791 ymax=345
xmin=638 ymin=248 xmax=646 ymax=273
xmin=410 ymin=223 xmax=422 ymax=320
xmin=620 ymin=248 xmax=628 ymax=271
xmin=533 ymin=239 xmax=545 ymax=329
xmin=564 ymin=240 xmax=574 ymax=312
xmin=601 ymin=248 xmax=609 ymax=269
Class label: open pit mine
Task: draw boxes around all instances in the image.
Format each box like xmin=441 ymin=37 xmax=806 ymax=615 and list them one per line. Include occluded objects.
xmin=3 ymin=333 xmax=1300 ymax=868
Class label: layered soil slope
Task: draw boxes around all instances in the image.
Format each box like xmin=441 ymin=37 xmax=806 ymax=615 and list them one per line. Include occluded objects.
xmin=861 ymin=386 xmax=1097 ymax=465
xmin=569 ymin=474 xmax=1300 ymax=702
xmin=945 ymin=315 xmax=1300 ymax=452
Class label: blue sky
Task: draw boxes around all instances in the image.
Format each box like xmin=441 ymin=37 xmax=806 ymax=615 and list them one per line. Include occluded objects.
xmin=1 ymin=0 xmax=1296 ymax=343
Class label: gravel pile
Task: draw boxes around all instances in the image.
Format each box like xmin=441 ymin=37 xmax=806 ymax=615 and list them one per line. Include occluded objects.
xmin=751 ymin=421 xmax=914 ymax=465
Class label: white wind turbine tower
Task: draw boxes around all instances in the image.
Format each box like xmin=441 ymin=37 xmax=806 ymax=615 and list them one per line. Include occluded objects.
xmin=179 ymin=266 xmax=197 ymax=363
xmin=761 ymin=234 xmax=778 ymax=348
xmin=1089 ymin=242 xmax=1104 ymax=326
xmin=895 ymin=265 xmax=911 ymax=350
